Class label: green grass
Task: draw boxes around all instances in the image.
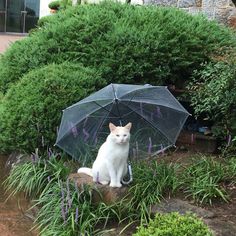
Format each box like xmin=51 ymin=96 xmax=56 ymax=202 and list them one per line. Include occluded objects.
xmin=34 ymin=180 xmax=132 ymax=236
xmin=5 ymin=153 xmax=236 ymax=235
xmin=127 ymin=161 xmax=180 ymax=224
xmin=182 ymin=156 xmax=229 ymax=204
xmin=4 ymin=153 xmax=70 ymax=198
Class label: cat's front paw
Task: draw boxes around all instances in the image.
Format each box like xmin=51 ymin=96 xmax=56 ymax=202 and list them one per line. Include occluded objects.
xmin=109 ymin=182 xmax=122 ymax=188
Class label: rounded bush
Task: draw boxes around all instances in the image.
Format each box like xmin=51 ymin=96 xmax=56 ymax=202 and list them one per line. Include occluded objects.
xmin=133 ymin=212 xmax=213 ymax=236
xmin=48 ymin=1 xmax=61 ymax=10
xmin=0 ymin=2 xmax=235 ymax=93
xmin=0 ymin=63 xmax=106 ymax=153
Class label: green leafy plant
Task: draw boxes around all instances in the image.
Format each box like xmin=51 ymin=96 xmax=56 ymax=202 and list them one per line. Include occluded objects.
xmin=34 ymin=180 xmax=132 ymax=236
xmin=128 ymin=161 xmax=180 ymax=223
xmin=188 ymin=61 xmax=236 ymax=152
xmin=0 ymin=2 xmax=235 ymax=93
xmin=0 ymin=63 xmax=105 ymax=153
xmin=133 ymin=212 xmax=213 ymax=236
xmin=225 ymin=157 xmax=236 ymax=183
xmin=48 ymin=1 xmax=61 ymax=10
xmin=182 ymin=156 xmax=229 ymax=204
xmin=4 ymin=152 xmax=70 ymax=198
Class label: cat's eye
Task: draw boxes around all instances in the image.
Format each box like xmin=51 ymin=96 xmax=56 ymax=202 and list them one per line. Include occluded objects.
xmin=116 ymin=135 xmax=120 ymax=137
xmin=124 ymin=134 xmax=127 ymax=137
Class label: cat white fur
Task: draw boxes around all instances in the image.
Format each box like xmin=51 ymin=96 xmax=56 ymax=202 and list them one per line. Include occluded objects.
xmin=78 ymin=122 xmax=132 ymax=188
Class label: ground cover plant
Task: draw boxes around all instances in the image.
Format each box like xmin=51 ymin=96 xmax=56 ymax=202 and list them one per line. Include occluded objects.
xmin=5 ymin=152 xmax=236 ymax=235
xmin=133 ymin=212 xmax=213 ymax=236
xmin=4 ymin=151 xmax=70 ymax=198
xmin=0 ymin=2 xmax=235 ymax=94
xmin=128 ymin=161 xmax=180 ymax=223
xmin=181 ymin=156 xmax=229 ymax=204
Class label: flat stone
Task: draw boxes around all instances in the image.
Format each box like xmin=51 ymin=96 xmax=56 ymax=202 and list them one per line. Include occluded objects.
xmin=204 ymin=218 xmax=236 ymax=236
xmin=151 ymin=198 xmax=216 ymax=219
xmin=68 ymin=173 xmax=129 ymax=205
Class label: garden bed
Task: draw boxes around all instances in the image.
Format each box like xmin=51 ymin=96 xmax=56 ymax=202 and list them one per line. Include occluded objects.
xmin=1 ymin=150 xmax=236 ymax=235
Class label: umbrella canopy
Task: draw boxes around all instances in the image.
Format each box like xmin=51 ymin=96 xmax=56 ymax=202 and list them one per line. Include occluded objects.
xmin=55 ymin=84 xmax=190 ymax=160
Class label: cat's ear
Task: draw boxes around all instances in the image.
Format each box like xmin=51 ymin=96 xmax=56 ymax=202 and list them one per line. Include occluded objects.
xmin=109 ymin=123 xmax=117 ymax=132
xmin=125 ymin=122 xmax=132 ymax=131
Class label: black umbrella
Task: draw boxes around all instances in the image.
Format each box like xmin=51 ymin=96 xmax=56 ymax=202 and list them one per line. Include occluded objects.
xmin=55 ymin=84 xmax=190 ymax=161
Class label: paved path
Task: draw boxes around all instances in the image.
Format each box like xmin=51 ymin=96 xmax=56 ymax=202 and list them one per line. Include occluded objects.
xmin=0 ymin=34 xmax=25 ymax=54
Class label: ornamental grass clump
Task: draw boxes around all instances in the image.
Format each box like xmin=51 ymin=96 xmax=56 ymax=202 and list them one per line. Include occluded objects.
xmin=34 ymin=180 xmax=131 ymax=236
xmin=128 ymin=161 xmax=180 ymax=223
xmin=182 ymin=156 xmax=229 ymax=204
xmin=4 ymin=152 xmax=70 ymax=198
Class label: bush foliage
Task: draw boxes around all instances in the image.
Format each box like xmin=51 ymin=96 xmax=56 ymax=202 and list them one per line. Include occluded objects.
xmin=133 ymin=212 xmax=213 ymax=236
xmin=0 ymin=2 xmax=235 ymax=93
xmin=189 ymin=61 xmax=236 ymax=151
xmin=0 ymin=63 xmax=105 ymax=153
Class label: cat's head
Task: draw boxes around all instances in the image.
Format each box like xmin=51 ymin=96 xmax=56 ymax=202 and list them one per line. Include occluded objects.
xmin=109 ymin=122 xmax=132 ymax=145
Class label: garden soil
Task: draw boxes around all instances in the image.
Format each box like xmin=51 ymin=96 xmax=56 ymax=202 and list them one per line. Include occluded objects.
xmin=0 ymin=151 xmax=236 ymax=236
xmin=0 ymin=155 xmax=38 ymax=236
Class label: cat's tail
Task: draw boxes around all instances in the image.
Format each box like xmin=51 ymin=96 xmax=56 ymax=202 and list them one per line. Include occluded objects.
xmin=77 ymin=167 xmax=93 ymax=177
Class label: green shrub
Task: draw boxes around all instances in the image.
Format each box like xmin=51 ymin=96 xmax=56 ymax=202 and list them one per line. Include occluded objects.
xmin=0 ymin=2 xmax=235 ymax=93
xmin=133 ymin=212 xmax=213 ymax=236
xmin=0 ymin=63 xmax=105 ymax=153
xmin=189 ymin=62 xmax=236 ymax=137
xmin=48 ymin=0 xmax=61 ymax=10
xmin=37 ymin=15 xmax=54 ymax=28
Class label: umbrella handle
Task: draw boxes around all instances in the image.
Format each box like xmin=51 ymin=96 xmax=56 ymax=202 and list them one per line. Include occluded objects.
xmin=121 ymin=163 xmax=133 ymax=185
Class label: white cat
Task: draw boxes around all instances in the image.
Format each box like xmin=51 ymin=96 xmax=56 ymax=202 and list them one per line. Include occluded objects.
xmin=78 ymin=122 xmax=132 ymax=188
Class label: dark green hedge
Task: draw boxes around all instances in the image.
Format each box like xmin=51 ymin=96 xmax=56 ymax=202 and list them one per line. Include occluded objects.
xmin=0 ymin=2 xmax=235 ymax=93
xmin=0 ymin=63 xmax=105 ymax=153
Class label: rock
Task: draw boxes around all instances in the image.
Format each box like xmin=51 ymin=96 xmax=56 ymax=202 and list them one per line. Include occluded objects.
xmin=228 ymin=8 xmax=236 ymax=28
xmin=68 ymin=173 xmax=129 ymax=205
xmin=178 ymin=0 xmax=197 ymax=8
xmin=204 ymin=218 xmax=236 ymax=236
xmin=188 ymin=6 xmax=202 ymax=15
xmin=202 ymin=0 xmax=216 ymax=8
xmin=143 ymin=0 xmax=177 ymax=6
xmin=215 ymin=0 xmax=232 ymax=8
xmin=215 ymin=7 xmax=234 ymax=25
xmin=5 ymin=152 xmax=31 ymax=169
xmin=151 ymin=198 xmax=216 ymax=219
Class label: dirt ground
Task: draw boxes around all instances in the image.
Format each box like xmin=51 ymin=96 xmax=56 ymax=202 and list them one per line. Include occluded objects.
xmin=0 ymin=155 xmax=38 ymax=236
xmin=0 ymin=150 xmax=235 ymax=236
xmin=161 ymin=149 xmax=236 ymax=236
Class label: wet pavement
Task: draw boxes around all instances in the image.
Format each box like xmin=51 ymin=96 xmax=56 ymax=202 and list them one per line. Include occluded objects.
xmin=0 ymin=155 xmax=38 ymax=236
